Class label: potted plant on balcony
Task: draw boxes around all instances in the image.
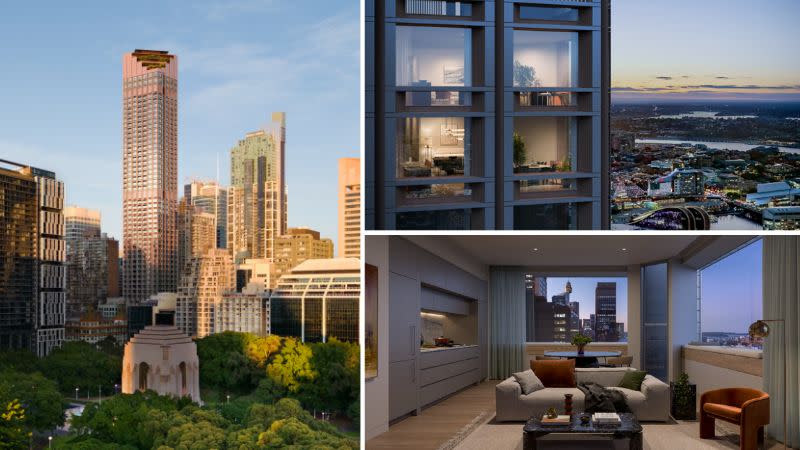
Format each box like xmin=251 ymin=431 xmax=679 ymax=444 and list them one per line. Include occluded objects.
xmin=513 ymin=132 xmax=526 ymax=171
xmin=571 ymin=333 xmax=592 ymax=355
xmin=670 ymin=372 xmax=697 ymax=420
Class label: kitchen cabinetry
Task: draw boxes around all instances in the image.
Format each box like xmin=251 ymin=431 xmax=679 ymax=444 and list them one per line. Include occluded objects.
xmin=418 ymin=346 xmax=480 ymax=408
xmin=420 ymin=287 xmax=470 ymax=316
xmin=387 ymin=237 xmax=489 ymax=421
xmin=389 ymin=272 xmax=419 ymax=363
xmin=389 ymin=359 xmax=418 ymax=420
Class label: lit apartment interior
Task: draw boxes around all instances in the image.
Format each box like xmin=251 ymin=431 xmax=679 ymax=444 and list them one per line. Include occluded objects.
xmin=365 ymin=235 xmax=799 ymax=449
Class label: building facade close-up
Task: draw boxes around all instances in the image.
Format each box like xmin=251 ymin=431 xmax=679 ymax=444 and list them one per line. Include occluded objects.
xmin=366 ymin=0 xmax=610 ymax=230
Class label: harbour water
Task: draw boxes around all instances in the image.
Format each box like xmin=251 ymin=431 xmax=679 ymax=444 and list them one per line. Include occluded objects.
xmin=654 ymin=111 xmax=757 ymax=120
xmin=636 ymin=138 xmax=800 ymax=155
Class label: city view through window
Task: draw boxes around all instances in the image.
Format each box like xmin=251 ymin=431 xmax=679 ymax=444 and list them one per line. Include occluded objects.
xmin=699 ymin=239 xmax=763 ymax=348
xmin=525 ymin=276 xmax=628 ymax=343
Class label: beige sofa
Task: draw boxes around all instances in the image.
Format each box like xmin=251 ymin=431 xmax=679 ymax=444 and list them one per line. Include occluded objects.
xmin=495 ymin=367 xmax=670 ymax=422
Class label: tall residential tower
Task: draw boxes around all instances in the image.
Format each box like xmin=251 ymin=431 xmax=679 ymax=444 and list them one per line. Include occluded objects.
xmin=122 ymin=49 xmax=179 ymax=302
xmin=0 ymin=160 xmax=66 ymax=356
xmin=338 ymin=157 xmax=361 ymax=258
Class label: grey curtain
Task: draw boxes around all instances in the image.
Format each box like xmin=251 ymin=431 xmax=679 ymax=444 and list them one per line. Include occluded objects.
xmin=488 ymin=266 xmax=526 ymax=379
xmin=763 ymin=236 xmax=800 ymax=447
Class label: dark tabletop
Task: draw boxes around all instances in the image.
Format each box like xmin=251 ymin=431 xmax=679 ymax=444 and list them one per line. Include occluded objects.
xmin=524 ymin=412 xmax=642 ymax=435
xmin=543 ymin=351 xmax=622 ymax=358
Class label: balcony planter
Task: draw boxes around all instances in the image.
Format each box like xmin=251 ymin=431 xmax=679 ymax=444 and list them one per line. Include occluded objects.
xmin=670 ymin=373 xmax=697 ymax=420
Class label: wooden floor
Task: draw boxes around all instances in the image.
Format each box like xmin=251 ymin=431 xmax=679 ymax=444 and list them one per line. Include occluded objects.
xmin=366 ymin=382 xmax=496 ymax=450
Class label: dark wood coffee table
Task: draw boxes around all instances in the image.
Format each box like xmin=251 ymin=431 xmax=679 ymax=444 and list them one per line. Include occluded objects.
xmin=523 ymin=413 xmax=643 ymax=450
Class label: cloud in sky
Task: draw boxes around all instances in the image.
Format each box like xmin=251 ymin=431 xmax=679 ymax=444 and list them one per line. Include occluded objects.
xmin=715 ymin=76 xmax=730 ymax=79
xmin=655 ymin=76 xmax=672 ymax=80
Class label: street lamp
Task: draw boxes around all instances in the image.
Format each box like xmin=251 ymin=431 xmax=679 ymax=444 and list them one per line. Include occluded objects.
xmin=226 ymin=394 xmax=230 ymax=404
xmin=98 ymin=385 xmax=102 ymax=404
xmin=48 ymin=436 xmax=52 ymax=448
xmin=114 ymin=383 xmax=119 ymax=394
xmin=74 ymin=387 xmax=79 ymax=401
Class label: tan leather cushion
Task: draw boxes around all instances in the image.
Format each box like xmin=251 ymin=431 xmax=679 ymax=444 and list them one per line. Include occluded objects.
xmin=703 ymin=402 xmax=742 ymax=421
xmin=531 ymin=359 xmax=576 ymax=388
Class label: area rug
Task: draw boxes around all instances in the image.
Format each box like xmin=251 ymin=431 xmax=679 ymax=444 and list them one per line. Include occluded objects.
xmin=451 ymin=415 xmax=784 ymax=450
xmin=436 ymin=411 xmax=492 ymax=450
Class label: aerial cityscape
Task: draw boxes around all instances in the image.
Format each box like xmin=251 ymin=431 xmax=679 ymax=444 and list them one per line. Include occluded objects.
xmin=0 ymin=2 xmax=360 ymax=448
xmin=610 ymin=102 xmax=800 ymax=230
xmin=610 ymin=0 xmax=800 ymax=230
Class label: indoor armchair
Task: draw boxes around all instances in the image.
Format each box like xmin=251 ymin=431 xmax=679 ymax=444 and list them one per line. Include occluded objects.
xmin=700 ymin=388 xmax=770 ymax=450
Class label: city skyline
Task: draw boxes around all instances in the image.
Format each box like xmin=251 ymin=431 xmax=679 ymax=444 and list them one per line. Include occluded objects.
xmin=613 ymin=0 xmax=800 ymax=102
xmin=547 ymin=277 xmax=628 ymax=329
xmin=0 ymin=1 xmax=358 ymax=248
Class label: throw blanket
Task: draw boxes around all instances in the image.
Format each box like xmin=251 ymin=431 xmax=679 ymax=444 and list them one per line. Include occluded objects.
xmin=577 ymin=381 xmax=631 ymax=414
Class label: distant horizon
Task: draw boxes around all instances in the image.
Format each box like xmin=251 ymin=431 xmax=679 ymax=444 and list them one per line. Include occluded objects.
xmin=613 ymin=0 xmax=800 ymax=102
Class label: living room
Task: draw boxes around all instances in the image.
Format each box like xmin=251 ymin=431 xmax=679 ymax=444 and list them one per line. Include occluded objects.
xmin=364 ymin=234 xmax=798 ymax=449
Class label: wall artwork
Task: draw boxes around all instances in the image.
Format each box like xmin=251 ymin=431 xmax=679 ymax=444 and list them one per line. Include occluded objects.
xmin=365 ymin=263 xmax=378 ymax=379
xmin=443 ymin=66 xmax=464 ymax=85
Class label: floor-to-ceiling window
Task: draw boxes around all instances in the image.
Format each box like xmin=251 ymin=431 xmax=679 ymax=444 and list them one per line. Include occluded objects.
xmin=396 ymin=26 xmax=472 ymax=88
xmin=699 ymin=239 xmax=763 ymax=348
xmin=524 ymin=275 xmax=628 ymax=343
xmin=513 ymin=30 xmax=578 ymax=88
xmin=396 ymin=117 xmax=470 ymax=179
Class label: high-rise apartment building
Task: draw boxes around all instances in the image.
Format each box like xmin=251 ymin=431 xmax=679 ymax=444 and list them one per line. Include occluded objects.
xmin=177 ymin=199 xmax=217 ymax=275
xmin=273 ymin=227 xmax=334 ymax=282
xmin=176 ymin=249 xmax=235 ymax=338
xmin=337 ymin=158 xmax=361 ymax=258
xmin=366 ymin=0 xmax=610 ymax=229
xmin=122 ymin=49 xmax=179 ymax=302
xmin=64 ymin=206 xmax=119 ymax=320
xmin=270 ymin=258 xmax=360 ymax=343
xmin=184 ymin=181 xmax=228 ymax=249
xmin=594 ymin=281 xmax=617 ymax=342
xmin=228 ymin=113 xmax=287 ymax=263
xmin=0 ymin=160 xmax=66 ymax=355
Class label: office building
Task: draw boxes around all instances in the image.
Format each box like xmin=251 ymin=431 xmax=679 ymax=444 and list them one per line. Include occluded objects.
xmin=273 ymin=227 xmax=334 ymax=283
xmin=594 ymin=281 xmax=617 ymax=342
xmin=0 ymin=160 xmax=66 ymax=355
xmin=215 ymin=290 xmax=270 ymax=336
xmin=64 ymin=206 xmax=119 ymax=320
xmin=763 ymin=206 xmax=800 ymax=230
xmin=228 ymin=113 xmax=287 ymax=263
xmin=338 ymin=157 xmax=361 ymax=258
xmin=648 ymin=169 xmax=705 ymax=198
xmin=366 ymin=0 xmax=611 ymax=229
xmin=193 ymin=246 xmax=233 ymax=333
xmin=184 ymin=180 xmax=228 ymax=249
xmin=65 ymin=309 xmax=127 ymax=345
xmin=122 ymin=49 xmax=179 ymax=302
xmin=270 ymin=258 xmax=360 ymax=342
xmin=177 ymin=199 xmax=216 ymax=275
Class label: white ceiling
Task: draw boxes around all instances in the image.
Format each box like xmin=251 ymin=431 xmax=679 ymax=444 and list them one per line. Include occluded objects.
xmin=432 ymin=235 xmax=754 ymax=268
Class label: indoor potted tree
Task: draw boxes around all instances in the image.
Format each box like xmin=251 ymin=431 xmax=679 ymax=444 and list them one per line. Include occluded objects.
xmin=571 ymin=333 xmax=592 ymax=355
xmin=513 ymin=132 xmax=526 ymax=171
xmin=670 ymin=372 xmax=697 ymax=420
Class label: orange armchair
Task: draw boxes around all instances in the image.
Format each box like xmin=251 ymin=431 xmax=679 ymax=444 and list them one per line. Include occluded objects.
xmin=700 ymin=388 xmax=770 ymax=450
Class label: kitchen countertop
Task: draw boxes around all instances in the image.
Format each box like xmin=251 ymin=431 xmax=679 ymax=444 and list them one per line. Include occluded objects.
xmin=419 ymin=344 xmax=478 ymax=353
